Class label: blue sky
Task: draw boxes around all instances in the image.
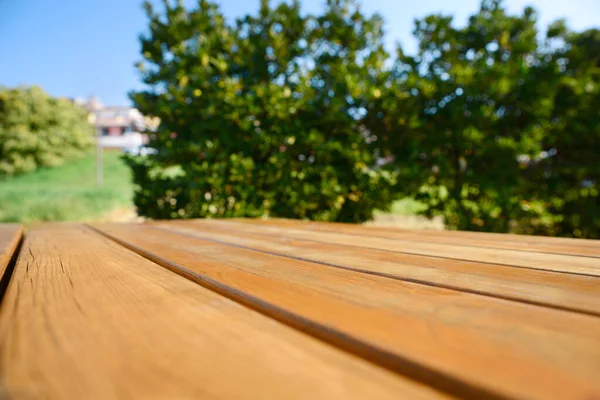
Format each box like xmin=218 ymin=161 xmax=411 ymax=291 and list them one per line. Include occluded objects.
xmin=1 ymin=0 xmax=598 ymax=106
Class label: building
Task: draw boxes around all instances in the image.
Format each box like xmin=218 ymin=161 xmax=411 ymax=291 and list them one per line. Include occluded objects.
xmin=75 ymin=97 xmax=148 ymax=149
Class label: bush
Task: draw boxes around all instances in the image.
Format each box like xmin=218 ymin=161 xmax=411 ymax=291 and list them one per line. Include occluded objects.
xmin=525 ymin=28 xmax=600 ymax=238
xmin=129 ymin=0 xmax=600 ymax=237
xmin=127 ymin=0 xmax=396 ymax=222
xmin=379 ymin=1 xmax=600 ymax=237
xmin=0 ymin=86 xmax=94 ymax=178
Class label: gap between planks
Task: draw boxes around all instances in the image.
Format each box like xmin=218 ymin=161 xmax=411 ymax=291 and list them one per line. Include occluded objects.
xmin=0 ymin=224 xmax=24 ymax=305
xmin=0 ymin=224 xmax=24 ymax=277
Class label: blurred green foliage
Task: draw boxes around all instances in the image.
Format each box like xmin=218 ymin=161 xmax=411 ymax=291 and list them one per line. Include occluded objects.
xmin=130 ymin=0 xmax=599 ymax=237
xmin=129 ymin=0 xmax=396 ymax=222
xmin=0 ymin=86 xmax=94 ymax=177
xmin=376 ymin=0 xmax=600 ymax=237
xmin=530 ymin=27 xmax=600 ymax=238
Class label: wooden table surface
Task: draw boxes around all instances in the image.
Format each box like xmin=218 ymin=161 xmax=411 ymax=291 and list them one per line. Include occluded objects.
xmin=0 ymin=220 xmax=599 ymax=399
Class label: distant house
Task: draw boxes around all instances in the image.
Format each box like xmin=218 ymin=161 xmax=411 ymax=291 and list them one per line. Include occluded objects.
xmin=75 ymin=97 xmax=148 ymax=149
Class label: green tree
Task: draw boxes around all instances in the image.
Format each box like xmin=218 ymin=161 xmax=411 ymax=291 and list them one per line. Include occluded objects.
xmin=128 ymin=0 xmax=395 ymax=222
xmin=528 ymin=27 xmax=600 ymax=238
xmin=0 ymin=86 xmax=94 ymax=177
xmin=384 ymin=0 xmax=555 ymax=232
xmin=300 ymin=0 xmax=396 ymax=222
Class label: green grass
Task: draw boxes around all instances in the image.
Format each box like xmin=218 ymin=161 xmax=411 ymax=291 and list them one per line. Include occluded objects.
xmin=0 ymin=152 xmax=426 ymax=224
xmin=0 ymin=152 xmax=134 ymax=223
xmin=375 ymin=198 xmax=427 ymax=216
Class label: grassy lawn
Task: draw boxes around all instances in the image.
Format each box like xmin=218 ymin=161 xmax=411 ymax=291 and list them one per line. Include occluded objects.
xmin=375 ymin=198 xmax=428 ymax=216
xmin=0 ymin=151 xmax=134 ymax=223
xmin=0 ymin=151 xmax=439 ymax=228
xmin=370 ymin=198 xmax=445 ymax=229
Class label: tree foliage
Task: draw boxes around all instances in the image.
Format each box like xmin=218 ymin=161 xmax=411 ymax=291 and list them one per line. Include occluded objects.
xmin=529 ymin=27 xmax=600 ymax=237
xmin=381 ymin=0 xmax=556 ymax=232
xmin=130 ymin=0 xmax=600 ymax=237
xmin=129 ymin=0 xmax=396 ymax=222
xmin=378 ymin=0 xmax=599 ymax=237
xmin=0 ymin=86 xmax=94 ymax=178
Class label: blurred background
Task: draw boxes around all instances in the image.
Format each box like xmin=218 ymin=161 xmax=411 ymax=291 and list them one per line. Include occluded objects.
xmin=0 ymin=0 xmax=599 ymax=237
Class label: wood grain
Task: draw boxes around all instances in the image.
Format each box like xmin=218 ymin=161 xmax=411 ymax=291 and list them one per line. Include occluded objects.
xmin=235 ymin=218 xmax=600 ymax=258
xmin=0 ymin=224 xmax=23 ymax=278
xmin=190 ymin=219 xmax=600 ymax=276
xmin=154 ymin=220 xmax=600 ymax=316
xmin=0 ymin=223 xmax=448 ymax=400
xmin=247 ymin=217 xmax=600 ymax=247
xmin=93 ymin=222 xmax=600 ymax=400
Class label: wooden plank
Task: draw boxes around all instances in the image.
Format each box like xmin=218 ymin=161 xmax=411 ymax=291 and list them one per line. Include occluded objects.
xmin=153 ymin=220 xmax=600 ymax=316
xmin=259 ymin=218 xmax=600 ymax=245
xmin=0 ymin=224 xmax=23 ymax=277
xmin=93 ymin=222 xmax=600 ymax=400
xmin=0 ymin=224 xmax=447 ymax=400
xmin=252 ymin=218 xmax=600 ymax=248
xmin=190 ymin=219 xmax=600 ymax=276
xmin=235 ymin=218 xmax=600 ymax=258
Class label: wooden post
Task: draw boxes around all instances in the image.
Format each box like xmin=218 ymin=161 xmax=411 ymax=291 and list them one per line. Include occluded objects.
xmin=96 ymin=130 xmax=103 ymax=188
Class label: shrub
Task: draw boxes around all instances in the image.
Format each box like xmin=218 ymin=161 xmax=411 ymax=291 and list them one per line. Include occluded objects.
xmin=0 ymin=86 xmax=94 ymax=177
xmin=127 ymin=0 xmax=396 ymax=222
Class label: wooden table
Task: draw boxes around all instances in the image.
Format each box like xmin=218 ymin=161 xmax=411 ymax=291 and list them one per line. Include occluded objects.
xmin=0 ymin=220 xmax=599 ymax=399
